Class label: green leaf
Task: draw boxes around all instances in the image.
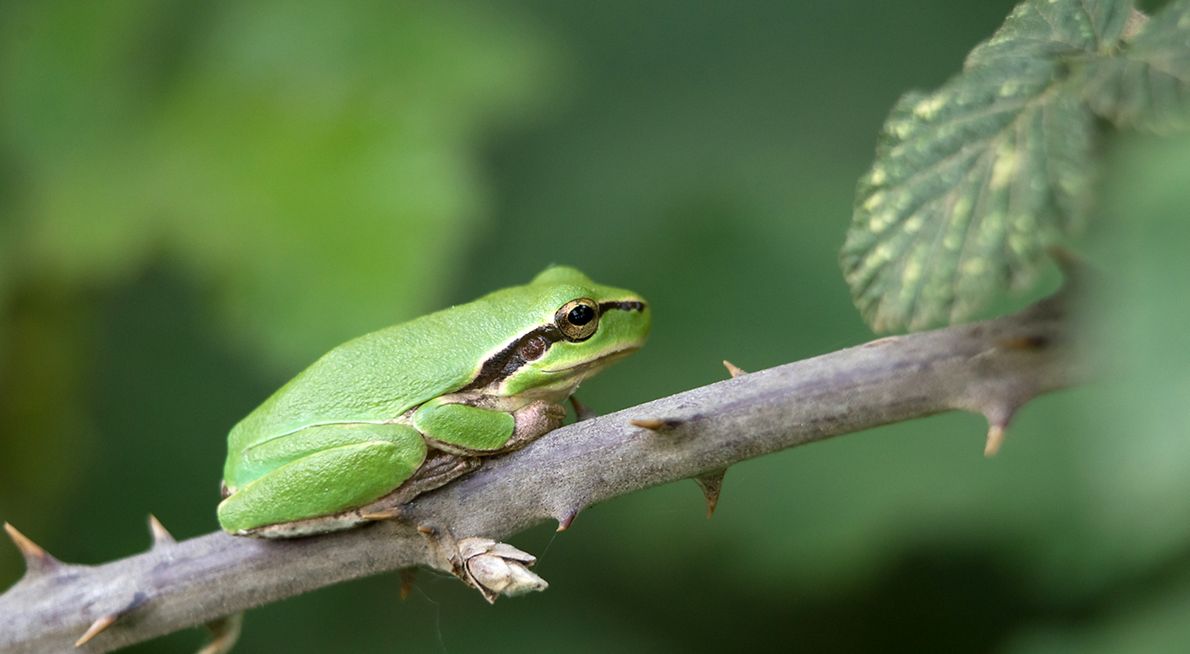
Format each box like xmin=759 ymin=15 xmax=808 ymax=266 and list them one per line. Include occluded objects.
xmin=841 ymin=0 xmax=1130 ymax=333
xmin=1081 ymin=0 xmax=1190 ymax=132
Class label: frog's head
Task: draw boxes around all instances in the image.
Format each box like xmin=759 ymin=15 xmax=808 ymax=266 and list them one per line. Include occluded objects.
xmin=482 ymin=265 xmax=650 ymax=399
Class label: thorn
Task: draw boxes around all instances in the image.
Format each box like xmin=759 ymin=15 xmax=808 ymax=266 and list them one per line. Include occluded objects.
xmin=147 ymin=514 xmax=175 ymax=548
xmin=4 ymin=522 xmax=60 ymax=575
xmin=569 ymin=395 xmax=598 ymax=421
xmin=862 ymin=336 xmax=900 ymax=349
xmin=981 ymin=404 xmax=1017 ymax=457
xmin=629 ymin=418 xmax=682 ymax=432
xmin=984 ymin=424 xmax=1007 ymax=457
xmin=399 ymin=569 xmax=418 ymax=601
xmin=75 ymin=592 xmax=148 ymax=648
xmin=75 ymin=614 xmax=117 ymax=648
xmin=360 ymin=508 xmax=402 ymax=522
xmin=722 ymin=360 xmax=747 ymax=378
xmin=198 ymin=613 xmax=243 ymax=654
xmin=555 ymin=509 xmax=579 ymax=532
xmin=694 ymin=469 xmax=727 ymax=518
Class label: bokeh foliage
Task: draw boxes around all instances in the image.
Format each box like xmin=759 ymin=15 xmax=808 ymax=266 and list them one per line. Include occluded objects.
xmin=0 ymin=0 xmax=555 ymax=369
xmin=2 ymin=1 xmax=1189 ymax=653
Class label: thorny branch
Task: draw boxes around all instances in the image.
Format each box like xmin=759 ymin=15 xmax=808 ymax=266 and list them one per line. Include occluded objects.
xmin=0 ymin=292 xmax=1080 ymax=653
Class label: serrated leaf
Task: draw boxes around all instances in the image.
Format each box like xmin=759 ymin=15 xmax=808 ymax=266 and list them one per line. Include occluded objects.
xmin=841 ymin=0 xmax=1128 ymax=333
xmin=965 ymin=0 xmax=1132 ymax=65
xmin=1080 ymin=0 xmax=1190 ymax=132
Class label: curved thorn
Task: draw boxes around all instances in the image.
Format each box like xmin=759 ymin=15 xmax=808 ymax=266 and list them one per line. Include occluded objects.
xmin=694 ymin=469 xmax=727 ymax=518
xmin=197 ymin=613 xmax=243 ymax=654
xmin=862 ymin=336 xmax=900 ymax=349
xmin=569 ymin=395 xmax=598 ymax=421
xmin=555 ymin=509 xmax=579 ymax=532
xmin=984 ymin=424 xmax=1007 ymax=457
xmin=75 ymin=592 xmax=148 ymax=648
xmin=399 ymin=569 xmax=418 ymax=601
xmin=980 ymin=403 xmax=1017 ymax=457
xmin=75 ymin=614 xmax=118 ymax=648
xmin=722 ymin=360 xmax=747 ymax=378
xmin=359 ymin=508 xmax=402 ymax=522
xmin=147 ymin=514 xmax=175 ymax=548
xmin=4 ymin=522 xmax=60 ymax=575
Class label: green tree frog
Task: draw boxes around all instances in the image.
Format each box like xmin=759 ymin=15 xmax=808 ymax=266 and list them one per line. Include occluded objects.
xmin=218 ymin=266 xmax=650 ymax=537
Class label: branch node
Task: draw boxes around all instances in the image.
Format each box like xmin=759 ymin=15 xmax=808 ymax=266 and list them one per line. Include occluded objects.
xmin=4 ymin=522 xmax=62 ymax=577
xmin=722 ymin=360 xmax=747 ymax=378
xmin=693 ymin=469 xmax=727 ymax=518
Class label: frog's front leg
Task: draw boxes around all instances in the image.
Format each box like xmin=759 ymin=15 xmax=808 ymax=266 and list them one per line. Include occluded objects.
xmin=413 ymin=398 xmax=566 ymax=455
xmin=406 ymin=398 xmax=563 ymax=601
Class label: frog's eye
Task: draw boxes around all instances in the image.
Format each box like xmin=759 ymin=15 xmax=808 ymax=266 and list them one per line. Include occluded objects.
xmin=555 ymin=298 xmax=600 ymax=341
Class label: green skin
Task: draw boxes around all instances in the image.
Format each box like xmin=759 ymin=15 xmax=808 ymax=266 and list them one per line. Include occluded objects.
xmin=218 ymin=266 xmax=650 ymax=537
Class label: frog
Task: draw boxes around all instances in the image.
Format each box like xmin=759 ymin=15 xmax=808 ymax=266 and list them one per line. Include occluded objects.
xmin=217 ymin=265 xmax=650 ymax=538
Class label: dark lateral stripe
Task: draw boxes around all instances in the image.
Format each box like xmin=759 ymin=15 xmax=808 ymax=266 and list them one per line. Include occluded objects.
xmin=461 ymin=324 xmax=563 ymax=392
xmin=600 ymin=300 xmax=646 ymax=312
xmin=460 ymin=300 xmax=645 ymax=392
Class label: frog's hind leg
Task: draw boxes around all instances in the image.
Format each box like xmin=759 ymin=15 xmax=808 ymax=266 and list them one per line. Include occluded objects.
xmin=218 ymin=423 xmax=427 ymax=537
xmin=356 ymin=450 xmax=482 ymax=522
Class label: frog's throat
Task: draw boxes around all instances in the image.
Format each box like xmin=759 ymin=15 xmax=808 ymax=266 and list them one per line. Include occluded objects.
xmin=541 ymin=346 xmax=638 ymax=374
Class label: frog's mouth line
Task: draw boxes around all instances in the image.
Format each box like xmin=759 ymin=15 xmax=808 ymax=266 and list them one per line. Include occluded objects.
xmin=542 ymin=346 xmax=639 ymax=374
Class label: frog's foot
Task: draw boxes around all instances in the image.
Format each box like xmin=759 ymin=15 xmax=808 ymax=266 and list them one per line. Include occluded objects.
xmin=245 ymin=453 xmax=480 ymax=537
xmin=356 ymin=452 xmax=481 ymax=522
xmin=416 ymin=526 xmax=548 ymax=603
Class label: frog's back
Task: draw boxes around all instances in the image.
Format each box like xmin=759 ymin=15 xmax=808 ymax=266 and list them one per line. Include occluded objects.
xmin=226 ymin=282 xmax=585 ymax=453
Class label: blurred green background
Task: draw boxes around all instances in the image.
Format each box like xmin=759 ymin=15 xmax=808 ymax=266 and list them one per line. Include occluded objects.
xmin=2 ymin=1 xmax=1188 ymax=652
